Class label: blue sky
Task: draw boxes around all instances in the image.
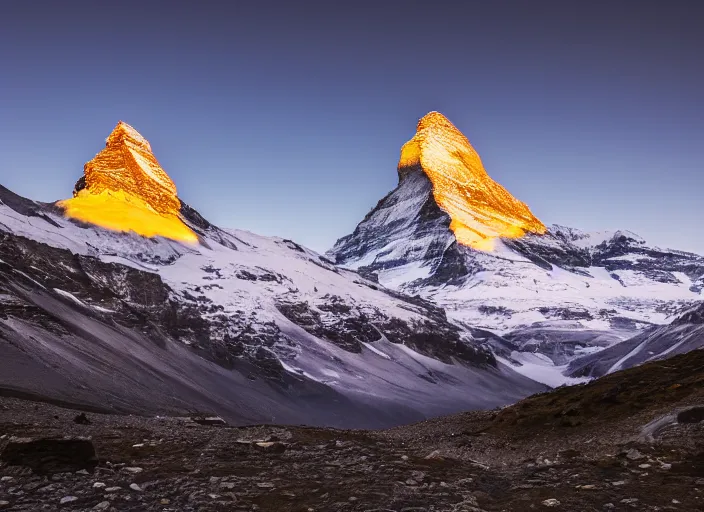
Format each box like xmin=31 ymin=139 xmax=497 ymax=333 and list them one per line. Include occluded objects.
xmin=1 ymin=1 xmax=702 ymax=253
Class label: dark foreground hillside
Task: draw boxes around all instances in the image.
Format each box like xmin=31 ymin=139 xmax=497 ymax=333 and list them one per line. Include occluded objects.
xmin=1 ymin=349 xmax=703 ymax=511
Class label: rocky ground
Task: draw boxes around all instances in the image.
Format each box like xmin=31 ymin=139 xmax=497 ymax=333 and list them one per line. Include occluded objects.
xmin=1 ymin=349 xmax=703 ymax=512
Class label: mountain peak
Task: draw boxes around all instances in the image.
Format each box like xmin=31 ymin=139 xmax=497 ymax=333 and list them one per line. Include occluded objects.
xmin=416 ymin=111 xmax=458 ymax=132
xmin=398 ymin=111 xmax=546 ymax=251
xmin=58 ymin=122 xmax=197 ymax=243
xmin=108 ymin=120 xmax=154 ymax=152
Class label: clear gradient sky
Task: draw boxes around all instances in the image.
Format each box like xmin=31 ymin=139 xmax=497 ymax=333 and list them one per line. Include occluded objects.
xmin=1 ymin=1 xmax=702 ymax=253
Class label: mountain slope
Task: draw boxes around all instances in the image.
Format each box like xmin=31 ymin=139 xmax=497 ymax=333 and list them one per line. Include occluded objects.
xmin=329 ymin=112 xmax=703 ymax=382
xmin=567 ymin=301 xmax=704 ymax=378
xmin=0 ymin=123 xmax=546 ymax=428
xmin=1 ymin=331 xmax=702 ymax=511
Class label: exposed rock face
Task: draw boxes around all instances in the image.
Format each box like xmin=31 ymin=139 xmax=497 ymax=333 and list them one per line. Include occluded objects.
xmin=398 ymin=112 xmax=546 ymax=250
xmin=330 ymin=169 xmax=457 ymax=279
xmin=58 ymin=122 xmax=197 ymax=243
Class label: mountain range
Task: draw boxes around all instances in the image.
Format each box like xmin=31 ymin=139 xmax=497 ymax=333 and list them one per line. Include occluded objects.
xmin=0 ymin=115 xmax=701 ymax=427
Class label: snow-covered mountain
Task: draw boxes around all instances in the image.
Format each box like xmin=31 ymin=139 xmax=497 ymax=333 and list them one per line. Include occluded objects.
xmin=0 ymin=122 xmax=546 ymax=428
xmin=329 ymin=112 xmax=703 ymax=384
xmin=567 ymin=301 xmax=704 ymax=379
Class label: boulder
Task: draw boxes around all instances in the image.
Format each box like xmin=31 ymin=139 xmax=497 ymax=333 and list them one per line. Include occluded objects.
xmin=1 ymin=437 xmax=98 ymax=474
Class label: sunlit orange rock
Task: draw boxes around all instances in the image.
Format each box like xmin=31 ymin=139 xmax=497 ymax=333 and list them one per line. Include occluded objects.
xmin=59 ymin=122 xmax=198 ymax=243
xmin=398 ymin=112 xmax=546 ymax=250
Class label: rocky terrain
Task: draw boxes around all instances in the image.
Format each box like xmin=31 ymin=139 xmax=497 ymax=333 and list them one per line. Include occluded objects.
xmin=1 ymin=348 xmax=702 ymax=511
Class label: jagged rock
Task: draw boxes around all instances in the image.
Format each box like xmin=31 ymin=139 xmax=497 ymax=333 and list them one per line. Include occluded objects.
xmin=0 ymin=437 xmax=98 ymax=474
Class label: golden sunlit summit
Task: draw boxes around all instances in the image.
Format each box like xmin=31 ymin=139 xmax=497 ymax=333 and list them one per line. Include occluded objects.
xmin=59 ymin=122 xmax=198 ymax=243
xmin=398 ymin=112 xmax=546 ymax=250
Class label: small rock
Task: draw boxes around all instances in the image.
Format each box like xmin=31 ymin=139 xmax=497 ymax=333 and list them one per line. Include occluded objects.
xmin=542 ymin=498 xmax=561 ymax=507
xmin=93 ymin=482 xmax=106 ymax=489
xmin=348 ymin=497 xmax=358 ymax=502
xmin=129 ymin=483 xmax=142 ymax=492
xmin=621 ymin=498 xmax=639 ymax=504
xmin=424 ymin=450 xmax=444 ymax=460
xmin=93 ymin=502 xmax=110 ymax=510
xmin=411 ymin=470 xmax=426 ymax=481
xmin=672 ymin=499 xmax=681 ymax=504
xmin=76 ymin=469 xmax=89 ymax=475
xmin=160 ymin=499 xmax=171 ymax=505
xmin=0 ymin=476 xmax=13 ymax=482
xmin=254 ymin=441 xmax=287 ymax=453
xmin=405 ymin=479 xmax=418 ymax=486
xmin=104 ymin=486 xmax=122 ymax=492
xmin=73 ymin=413 xmax=91 ymax=425
xmin=660 ymin=463 xmax=672 ymax=470
xmin=603 ymin=504 xmax=614 ymax=510
xmin=400 ymin=455 xmax=409 ymax=461
xmin=124 ymin=467 xmax=143 ymax=474
xmin=209 ymin=476 xmax=221 ymax=483
xmin=638 ymin=463 xmax=651 ymax=469
xmin=611 ymin=481 xmax=625 ymax=486
xmin=220 ymin=482 xmax=235 ymax=489
xmin=191 ymin=416 xmax=227 ymax=426
xmin=132 ymin=443 xmax=145 ymax=448
xmin=559 ymin=449 xmax=581 ymax=459
xmin=625 ymin=449 xmax=644 ymax=461
xmin=60 ymin=496 xmax=79 ymax=505
xmin=208 ymin=493 xmax=220 ymax=499
xmin=257 ymin=482 xmax=275 ymax=488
